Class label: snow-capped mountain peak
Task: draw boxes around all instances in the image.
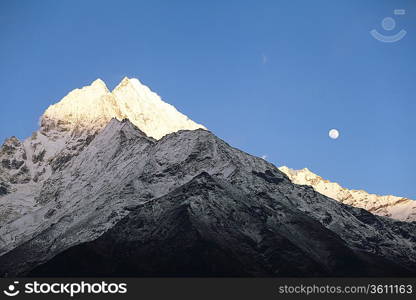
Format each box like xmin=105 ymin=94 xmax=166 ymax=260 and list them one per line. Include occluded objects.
xmin=41 ymin=77 xmax=206 ymax=139
xmin=111 ymin=76 xmax=206 ymax=139
xmin=41 ymin=79 xmax=119 ymax=133
xmin=90 ymin=78 xmax=108 ymax=90
xmin=0 ymin=77 xmax=208 ymax=198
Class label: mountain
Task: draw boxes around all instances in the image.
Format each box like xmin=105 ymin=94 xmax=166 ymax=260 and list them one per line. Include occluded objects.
xmin=279 ymin=166 xmax=416 ymax=222
xmin=1 ymin=78 xmax=416 ymax=277
xmin=0 ymin=77 xmax=205 ymax=227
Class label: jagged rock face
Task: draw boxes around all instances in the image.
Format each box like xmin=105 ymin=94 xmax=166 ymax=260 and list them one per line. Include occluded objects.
xmin=0 ymin=137 xmax=30 ymax=184
xmin=279 ymin=166 xmax=416 ymax=222
xmin=1 ymin=120 xmax=416 ymax=276
xmin=0 ymin=137 xmax=35 ymax=226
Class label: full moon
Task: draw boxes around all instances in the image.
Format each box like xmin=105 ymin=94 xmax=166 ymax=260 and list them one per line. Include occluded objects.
xmin=329 ymin=129 xmax=339 ymax=139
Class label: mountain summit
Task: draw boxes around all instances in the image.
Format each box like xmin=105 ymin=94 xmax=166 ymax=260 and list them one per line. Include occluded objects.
xmin=42 ymin=77 xmax=206 ymax=139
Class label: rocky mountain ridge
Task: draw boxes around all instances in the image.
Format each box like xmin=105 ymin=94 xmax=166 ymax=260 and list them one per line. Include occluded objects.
xmin=279 ymin=166 xmax=416 ymax=222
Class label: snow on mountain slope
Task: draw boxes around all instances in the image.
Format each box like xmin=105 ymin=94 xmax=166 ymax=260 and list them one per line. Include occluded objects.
xmin=279 ymin=166 xmax=416 ymax=221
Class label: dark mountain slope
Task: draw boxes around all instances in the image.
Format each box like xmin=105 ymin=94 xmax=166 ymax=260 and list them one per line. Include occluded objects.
xmin=28 ymin=173 xmax=413 ymax=277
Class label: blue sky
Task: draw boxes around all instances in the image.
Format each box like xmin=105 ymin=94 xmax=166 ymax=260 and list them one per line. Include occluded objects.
xmin=0 ymin=0 xmax=415 ymax=198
